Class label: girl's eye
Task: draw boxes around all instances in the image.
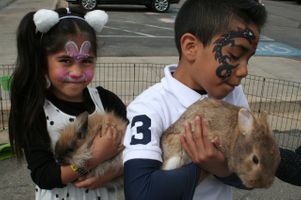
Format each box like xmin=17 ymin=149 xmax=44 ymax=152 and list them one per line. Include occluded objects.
xmin=81 ymin=59 xmax=94 ymax=64
xmin=59 ymin=58 xmax=72 ymax=64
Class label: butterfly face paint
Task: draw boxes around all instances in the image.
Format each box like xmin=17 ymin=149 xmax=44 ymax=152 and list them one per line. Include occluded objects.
xmin=213 ymin=28 xmax=256 ymax=81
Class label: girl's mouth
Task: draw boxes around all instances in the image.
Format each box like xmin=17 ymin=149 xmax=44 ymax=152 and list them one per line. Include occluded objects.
xmin=62 ymin=74 xmax=87 ymax=83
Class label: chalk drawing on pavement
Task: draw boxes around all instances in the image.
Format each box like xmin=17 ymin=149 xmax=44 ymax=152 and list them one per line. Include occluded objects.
xmin=256 ymin=42 xmax=301 ymax=57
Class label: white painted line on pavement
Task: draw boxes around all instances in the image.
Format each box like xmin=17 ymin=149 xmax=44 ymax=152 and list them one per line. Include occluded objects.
xmin=260 ymin=35 xmax=274 ymax=41
xmin=123 ymin=20 xmax=173 ymax=30
xmin=159 ymin=18 xmax=175 ymax=24
xmin=97 ymin=35 xmax=174 ymax=38
xmin=105 ymin=26 xmax=155 ymax=37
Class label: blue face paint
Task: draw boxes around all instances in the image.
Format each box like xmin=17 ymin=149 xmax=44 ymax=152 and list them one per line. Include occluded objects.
xmin=213 ymin=28 xmax=256 ymax=81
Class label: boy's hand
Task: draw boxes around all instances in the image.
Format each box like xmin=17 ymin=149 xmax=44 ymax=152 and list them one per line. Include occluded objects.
xmin=87 ymin=126 xmax=124 ymax=169
xmin=180 ymin=116 xmax=231 ymax=177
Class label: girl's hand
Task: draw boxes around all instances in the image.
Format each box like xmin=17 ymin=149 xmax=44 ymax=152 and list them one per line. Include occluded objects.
xmin=74 ymin=168 xmax=122 ymax=189
xmin=87 ymin=126 xmax=124 ymax=169
xmin=180 ymin=115 xmax=231 ymax=177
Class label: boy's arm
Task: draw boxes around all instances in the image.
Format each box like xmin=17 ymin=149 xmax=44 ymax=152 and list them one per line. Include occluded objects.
xmin=124 ymin=159 xmax=200 ymax=200
xmin=215 ymin=173 xmax=252 ymax=190
xmin=276 ymin=147 xmax=301 ymax=186
xmin=124 ymin=101 xmax=202 ymax=200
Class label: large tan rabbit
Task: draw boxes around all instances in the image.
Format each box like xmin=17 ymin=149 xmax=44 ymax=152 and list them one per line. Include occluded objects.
xmin=161 ymin=98 xmax=281 ymax=188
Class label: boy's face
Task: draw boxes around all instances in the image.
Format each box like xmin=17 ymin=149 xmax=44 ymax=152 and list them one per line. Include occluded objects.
xmin=177 ymin=22 xmax=260 ymax=99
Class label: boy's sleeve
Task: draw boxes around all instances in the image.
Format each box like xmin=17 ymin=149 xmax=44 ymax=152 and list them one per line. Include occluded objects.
xmin=124 ymin=159 xmax=200 ymax=200
xmin=215 ymin=173 xmax=252 ymax=190
xmin=123 ymin=98 xmax=165 ymax=162
xmin=276 ymin=147 xmax=301 ymax=186
xmin=123 ymin=97 xmax=202 ymax=199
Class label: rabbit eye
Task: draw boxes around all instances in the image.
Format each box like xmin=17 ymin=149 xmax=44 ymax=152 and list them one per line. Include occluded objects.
xmin=252 ymin=155 xmax=259 ymax=164
xmin=67 ymin=146 xmax=74 ymax=153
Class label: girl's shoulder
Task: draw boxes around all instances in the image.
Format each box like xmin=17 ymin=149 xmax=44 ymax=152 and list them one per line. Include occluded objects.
xmin=92 ymin=86 xmax=127 ymax=121
xmin=92 ymin=86 xmax=122 ymax=102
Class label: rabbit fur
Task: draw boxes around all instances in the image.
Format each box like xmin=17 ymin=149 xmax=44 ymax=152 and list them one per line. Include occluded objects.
xmin=161 ymin=98 xmax=281 ymax=188
xmin=54 ymin=98 xmax=280 ymax=191
xmin=54 ymin=111 xmax=127 ymax=199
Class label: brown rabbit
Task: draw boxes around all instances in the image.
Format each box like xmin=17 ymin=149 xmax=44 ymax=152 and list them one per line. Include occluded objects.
xmin=54 ymin=111 xmax=127 ymax=199
xmin=161 ymin=98 xmax=281 ymax=189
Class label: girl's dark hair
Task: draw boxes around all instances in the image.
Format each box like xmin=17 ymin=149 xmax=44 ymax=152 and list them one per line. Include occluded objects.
xmin=174 ymin=0 xmax=267 ymax=56
xmin=9 ymin=7 xmax=98 ymax=159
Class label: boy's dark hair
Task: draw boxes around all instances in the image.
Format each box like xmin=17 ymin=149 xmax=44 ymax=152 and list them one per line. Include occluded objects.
xmin=9 ymin=7 xmax=97 ymax=159
xmin=174 ymin=0 xmax=267 ymax=55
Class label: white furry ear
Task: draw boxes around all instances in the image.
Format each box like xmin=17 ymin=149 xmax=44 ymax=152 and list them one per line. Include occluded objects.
xmin=238 ymin=108 xmax=254 ymax=136
xmin=84 ymin=10 xmax=108 ymax=33
xmin=33 ymin=9 xmax=59 ymax=33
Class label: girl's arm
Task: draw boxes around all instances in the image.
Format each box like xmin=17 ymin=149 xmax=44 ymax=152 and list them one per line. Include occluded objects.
xmin=60 ymin=125 xmax=123 ymax=185
xmin=60 ymin=87 xmax=126 ymax=186
xmin=25 ymin=106 xmax=124 ymax=189
xmin=24 ymin=133 xmax=121 ymax=189
xmin=24 ymin=142 xmax=65 ymax=189
xmin=74 ymin=167 xmax=123 ymax=189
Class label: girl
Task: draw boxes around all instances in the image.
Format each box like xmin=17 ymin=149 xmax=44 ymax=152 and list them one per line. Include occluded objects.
xmin=8 ymin=7 xmax=126 ymax=200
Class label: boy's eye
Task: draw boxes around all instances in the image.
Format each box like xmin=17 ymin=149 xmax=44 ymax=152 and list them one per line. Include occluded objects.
xmin=230 ymin=54 xmax=240 ymax=61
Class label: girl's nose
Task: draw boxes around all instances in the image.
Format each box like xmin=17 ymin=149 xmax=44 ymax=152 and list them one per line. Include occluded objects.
xmin=69 ymin=64 xmax=83 ymax=77
xmin=68 ymin=73 xmax=82 ymax=79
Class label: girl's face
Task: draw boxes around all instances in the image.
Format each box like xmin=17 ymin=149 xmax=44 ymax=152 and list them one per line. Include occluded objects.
xmin=47 ymin=38 xmax=96 ymax=102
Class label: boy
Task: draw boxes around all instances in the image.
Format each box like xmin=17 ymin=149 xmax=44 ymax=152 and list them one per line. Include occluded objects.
xmin=123 ymin=0 xmax=267 ymax=199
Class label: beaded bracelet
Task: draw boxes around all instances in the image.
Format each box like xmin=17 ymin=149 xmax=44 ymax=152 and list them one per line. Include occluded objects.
xmin=70 ymin=164 xmax=90 ymax=177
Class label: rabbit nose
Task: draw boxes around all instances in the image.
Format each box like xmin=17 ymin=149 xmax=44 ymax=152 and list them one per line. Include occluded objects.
xmin=248 ymin=179 xmax=257 ymax=186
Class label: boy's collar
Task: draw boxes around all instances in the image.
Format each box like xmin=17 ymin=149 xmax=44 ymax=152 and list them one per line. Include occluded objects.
xmin=163 ymin=64 xmax=207 ymax=108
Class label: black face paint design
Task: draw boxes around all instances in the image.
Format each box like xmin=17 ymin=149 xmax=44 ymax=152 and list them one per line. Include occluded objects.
xmin=213 ymin=28 xmax=256 ymax=81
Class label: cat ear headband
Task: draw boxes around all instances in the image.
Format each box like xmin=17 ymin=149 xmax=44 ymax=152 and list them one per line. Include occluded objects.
xmin=33 ymin=8 xmax=108 ymax=33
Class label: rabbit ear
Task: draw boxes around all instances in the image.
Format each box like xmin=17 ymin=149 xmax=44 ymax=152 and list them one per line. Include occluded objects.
xmin=238 ymin=108 xmax=254 ymax=136
xmin=79 ymin=41 xmax=91 ymax=55
xmin=74 ymin=112 xmax=89 ymax=139
xmin=258 ymin=111 xmax=269 ymax=122
xmin=65 ymin=41 xmax=79 ymax=57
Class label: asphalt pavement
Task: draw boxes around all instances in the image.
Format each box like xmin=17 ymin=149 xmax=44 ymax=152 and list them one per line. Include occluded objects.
xmin=0 ymin=0 xmax=300 ymax=199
